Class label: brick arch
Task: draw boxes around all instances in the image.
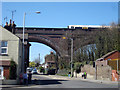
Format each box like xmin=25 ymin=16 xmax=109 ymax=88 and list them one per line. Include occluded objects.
xmin=28 ymin=35 xmax=62 ymax=57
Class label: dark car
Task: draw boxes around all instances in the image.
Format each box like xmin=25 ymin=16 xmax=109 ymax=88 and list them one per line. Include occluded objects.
xmin=47 ymin=69 xmax=56 ymax=75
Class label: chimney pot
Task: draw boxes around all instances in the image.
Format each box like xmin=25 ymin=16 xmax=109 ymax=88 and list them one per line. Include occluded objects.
xmin=12 ymin=21 xmax=14 ymax=26
xmin=5 ymin=22 xmax=8 ymax=26
xmin=10 ymin=19 xmax=12 ymax=24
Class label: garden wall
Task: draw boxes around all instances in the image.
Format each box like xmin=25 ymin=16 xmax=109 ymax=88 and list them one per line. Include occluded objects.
xmin=81 ymin=65 xmax=112 ymax=81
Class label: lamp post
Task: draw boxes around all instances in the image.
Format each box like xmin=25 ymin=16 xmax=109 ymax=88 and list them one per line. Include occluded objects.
xmin=22 ymin=11 xmax=40 ymax=73
xmin=70 ymin=38 xmax=73 ymax=78
xmin=39 ymin=53 xmax=40 ymax=65
xmin=62 ymin=37 xmax=73 ymax=78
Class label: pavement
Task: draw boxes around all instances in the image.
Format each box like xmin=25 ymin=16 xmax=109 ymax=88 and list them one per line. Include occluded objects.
xmin=0 ymin=74 xmax=119 ymax=88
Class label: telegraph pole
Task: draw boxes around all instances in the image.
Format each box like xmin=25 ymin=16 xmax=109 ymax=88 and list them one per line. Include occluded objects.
xmin=11 ymin=10 xmax=16 ymax=22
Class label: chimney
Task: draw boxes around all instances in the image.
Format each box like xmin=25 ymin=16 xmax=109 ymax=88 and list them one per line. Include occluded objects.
xmin=4 ymin=19 xmax=16 ymax=34
xmin=5 ymin=22 xmax=8 ymax=26
xmin=7 ymin=19 xmax=12 ymax=32
xmin=8 ymin=19 xmax=12 ymax=26
xmin=12 ymin=21 xmax=16 ymax=34
xmin=4 ymin=22 xmax=9 ymax=30
xmin=9 ymin=19 xmax=12 ymax=25
xmin=12 ymin=21 xmax=14 ymax=25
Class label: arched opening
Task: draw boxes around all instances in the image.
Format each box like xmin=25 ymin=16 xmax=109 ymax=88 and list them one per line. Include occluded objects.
xmin=27 ymin=36 xmax=61 ymax=75
xmin=29 ymin=42 xmax=56 ymax=64
xmin=28 ymin=35 xmax=61 ymax=57
xmin=28 ymin=42 xmax=59 ymax=75
xmin=25 ymin=35 xmax=69 ymax=76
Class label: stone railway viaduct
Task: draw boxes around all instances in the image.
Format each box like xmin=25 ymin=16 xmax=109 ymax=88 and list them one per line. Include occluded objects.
xmin=4 ymin=21 xmax=104 ymax=69
xmin=14 ymin=26 xmax=100 ymax=68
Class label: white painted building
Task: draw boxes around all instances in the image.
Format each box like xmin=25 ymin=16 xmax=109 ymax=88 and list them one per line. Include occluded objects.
xmin=0 ymin=26 xmax=23 ymax=81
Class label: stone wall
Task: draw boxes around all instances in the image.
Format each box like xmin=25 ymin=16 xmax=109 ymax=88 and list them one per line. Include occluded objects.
xmin=81 ymin=65 xmax=112 ymax=81
xmin=57 ymin=69 xmax=69 ymax=76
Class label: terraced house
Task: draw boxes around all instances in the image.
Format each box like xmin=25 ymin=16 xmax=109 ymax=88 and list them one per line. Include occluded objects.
xmin=0 ymin=25 xmax=23 ymax=83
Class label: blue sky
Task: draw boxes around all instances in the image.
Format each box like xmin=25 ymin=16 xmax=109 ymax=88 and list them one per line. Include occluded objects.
xmin=2 ymin=2 xmax=118 ymax=63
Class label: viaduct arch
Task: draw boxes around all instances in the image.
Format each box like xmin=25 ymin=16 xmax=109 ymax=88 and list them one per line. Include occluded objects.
xmin=28 ymin=35 xmax=61 ymax=56
xmin=11 ymin=26 xmax=101 ymax=68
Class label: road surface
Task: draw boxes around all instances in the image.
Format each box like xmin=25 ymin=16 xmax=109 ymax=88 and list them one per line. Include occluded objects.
xmin=16 ymin=74 xmax=118 ymax=88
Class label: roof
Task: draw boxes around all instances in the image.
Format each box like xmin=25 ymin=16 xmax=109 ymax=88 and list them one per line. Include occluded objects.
xmin=96 ymin=50 xmax=118 ymax=61
xmin=0 ymin=60 xmax=10 ymax=66
xmin=0 ymin=26 xmax=19 ymax=40
xmin=101 ymin=50 xmax=118 ymax=59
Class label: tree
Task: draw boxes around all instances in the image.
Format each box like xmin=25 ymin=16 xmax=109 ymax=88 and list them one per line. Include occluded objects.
xmin=73 ymin=62 xmax=83 ymax=73
xmin=57 ymin=22 xmax=120 ymax=70
xmin=39 ymin=66 xmax=45 ymax=73
xmin=29 ymin=61 xmax=36 ymax=68
xmin=72 ymin=23 xmax=120 ymax=67
xmin=95 ymin=23 xmax=120 ymax=59
xmin=9 ymin=59 xmax=17 ymax=79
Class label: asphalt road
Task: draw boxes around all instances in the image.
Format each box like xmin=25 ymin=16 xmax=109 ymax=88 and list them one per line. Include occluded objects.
xmin=20 ymin=74 xmax=118 ymax=88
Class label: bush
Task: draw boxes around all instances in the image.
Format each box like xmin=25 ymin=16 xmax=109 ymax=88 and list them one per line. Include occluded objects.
xmin=39 ymin=66 xmax=45 ymax=73
xmin=74 ymin=62 xmax=82 ymax=73
xmin=9 ymin=60 xmax=17 ymax=79
xmin=89 ymin=61 xmax=93 ymax=65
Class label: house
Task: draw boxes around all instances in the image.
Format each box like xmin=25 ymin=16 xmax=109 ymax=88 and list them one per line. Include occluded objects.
xmin=96 ymin=50 xmax=120 ymax=70
xmin=44 ymin=51 xmax=56 ymax=69
xmin=0 ymin=25 xmax=23 ymax=82
xmin=44 ymin=61 xmax=56 ymax=69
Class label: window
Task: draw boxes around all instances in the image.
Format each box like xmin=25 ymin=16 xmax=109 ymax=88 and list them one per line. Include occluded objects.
xmin=82 ymin=27 xmax=88 ymax=29
xmin=71 ymin=26 xmax=74 ymax=29
xmin=0 ymin=41 xmax=8 ymax=54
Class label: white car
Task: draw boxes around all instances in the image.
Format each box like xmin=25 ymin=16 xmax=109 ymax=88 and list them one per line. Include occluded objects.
xmin=27 ymin=67 xmax=33 ymax=73
xmin=32 ymin=69 xmax=37 ymax=74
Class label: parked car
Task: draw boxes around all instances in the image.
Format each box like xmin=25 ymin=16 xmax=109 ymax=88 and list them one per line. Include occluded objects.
xmin=47 ymin=69 xmax=56 ymax=75
xmin=27 ymin=67 xmax=33 ymax=74
xmin=32 ymin=69 xmax=37 ymax=74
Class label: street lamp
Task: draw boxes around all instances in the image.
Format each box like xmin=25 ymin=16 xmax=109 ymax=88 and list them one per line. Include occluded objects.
xmin=70 ymin=38 xmax=73 ymax=78
xmin=22 ymin=11 xmax=41 ymax=73
xmin=62 ymin=37 xmax=73 ymax=78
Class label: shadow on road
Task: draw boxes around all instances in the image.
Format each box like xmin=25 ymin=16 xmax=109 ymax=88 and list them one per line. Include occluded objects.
xmin=31 ymin=79 xmax=67 ymax=85
xmin=31 ymin=73 xmax=68 ymax=85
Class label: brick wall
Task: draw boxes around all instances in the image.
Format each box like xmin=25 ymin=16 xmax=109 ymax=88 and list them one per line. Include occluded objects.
xmin=3 ymin=67 xmax=10 ymax=79
xmin=105 ymin=51 xmax=120 ymax=60
xmin=105 ymin=51 xmax=120 ymax=70
xmin=112 ymin=70 xmax=119 ymax=81
xmin=108 ymin=60 xmax=120 ymax=70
